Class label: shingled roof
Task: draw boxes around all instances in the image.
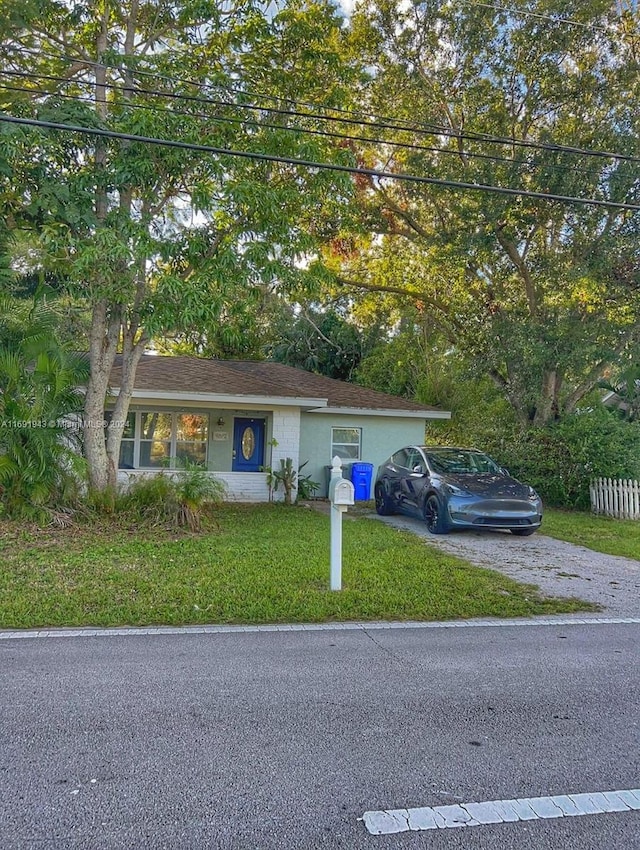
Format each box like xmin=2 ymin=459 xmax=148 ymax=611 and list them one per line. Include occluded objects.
xmin=110 ymin=355 xmax=447 ymax=416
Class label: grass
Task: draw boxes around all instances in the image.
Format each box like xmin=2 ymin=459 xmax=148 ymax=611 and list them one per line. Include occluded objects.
xmin=0 ymin=503 xmax=596 ymax=630
xmin=543 ymin=507 xmax=640 ymax=561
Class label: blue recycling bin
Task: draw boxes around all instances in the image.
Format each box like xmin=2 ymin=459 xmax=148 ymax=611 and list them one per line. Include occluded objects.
xmin=350 ymin=462 xmax=374 ymax=501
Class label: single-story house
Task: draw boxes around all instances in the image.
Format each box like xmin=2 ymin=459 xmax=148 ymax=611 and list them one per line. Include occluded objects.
xmin=108 ymin=355 xmax=451 ymax=501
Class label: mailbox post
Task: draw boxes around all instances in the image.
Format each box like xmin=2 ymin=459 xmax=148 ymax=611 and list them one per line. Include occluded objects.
xmin=327 ymin=455 xmax=355 ymax=591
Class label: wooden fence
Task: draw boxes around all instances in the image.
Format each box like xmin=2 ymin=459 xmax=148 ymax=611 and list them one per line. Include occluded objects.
xmin=590 ymin=477 xmax=640 ymax=520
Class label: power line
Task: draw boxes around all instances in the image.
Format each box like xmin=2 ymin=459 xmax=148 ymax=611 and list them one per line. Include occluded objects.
xmin=3 ymin=65 xmax=638 ymax=165
xmin=1 ymin=113 xmax=637 ymax=211
xmin=11 ymin=13 xmax=633 ymax=145
xmin=456 ymin=0 xmax=629 ymax=33
xmin=0 ymin=80 xmax=613 ymax=182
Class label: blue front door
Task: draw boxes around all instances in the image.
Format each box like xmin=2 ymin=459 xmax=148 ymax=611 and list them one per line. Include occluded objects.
xmin=232 ymin=418 xmax=266 ymax=472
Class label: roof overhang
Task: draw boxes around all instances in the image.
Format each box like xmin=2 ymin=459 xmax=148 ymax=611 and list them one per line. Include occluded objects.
xmin=115 ymin=388 xmax=329 ymax=410
xmin=307 ymin=406 xmax=451 ymax=419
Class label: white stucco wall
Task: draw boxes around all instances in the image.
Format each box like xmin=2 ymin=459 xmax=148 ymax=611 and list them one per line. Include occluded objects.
xmin=269 ymin=406 xmax=301 ymax=500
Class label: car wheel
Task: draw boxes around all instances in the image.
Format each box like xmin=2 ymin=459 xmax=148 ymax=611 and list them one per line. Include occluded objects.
xmin=374 ymin=482 xmax=395 ymax=516
xmin=510 ymin=527 xmax=537 ymax=536
xmin=424 ymin=494 xmax=450 ymax=534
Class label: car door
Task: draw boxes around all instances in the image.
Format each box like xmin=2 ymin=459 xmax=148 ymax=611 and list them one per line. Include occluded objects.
xmin=400 ymin=448 xmax=429 ymax=514
xmin=382 ymin=448 xmax=411 ymax=510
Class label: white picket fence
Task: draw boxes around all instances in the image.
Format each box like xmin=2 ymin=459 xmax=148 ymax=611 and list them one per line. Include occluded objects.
xmin=590 ymin=477 xmax=640 ymax=520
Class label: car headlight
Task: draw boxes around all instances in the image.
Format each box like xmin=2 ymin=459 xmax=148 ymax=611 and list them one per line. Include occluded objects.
xmin=527 ymin=486 xmax=540 ymax=501
xmin=445 ymin=483 xmax=471 ymax=497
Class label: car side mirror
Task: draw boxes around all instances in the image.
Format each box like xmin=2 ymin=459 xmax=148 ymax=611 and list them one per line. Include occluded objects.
xmin=500 ymin=467 xmax=510 ymax=476
xmin=413 ymin=464 xmax=425 ymax=475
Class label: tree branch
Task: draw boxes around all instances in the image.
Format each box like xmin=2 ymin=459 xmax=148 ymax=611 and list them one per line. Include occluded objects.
xmin=495 ymin=225 xmax=538 ymax=316
xmin=300 ymin=311 xmax=342 ymax=351
xmin=564 ymin=336 xmax=636 ymax=414
xmin=377 ymin=190 xmax=431 ymax=240
xmin=335 ymin=276 xmax=462 ymax=339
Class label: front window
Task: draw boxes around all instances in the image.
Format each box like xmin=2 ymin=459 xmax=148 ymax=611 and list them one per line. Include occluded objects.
xmin=118 ymin=412 xmax=136 ymax=468
xmin=176 ymin=414 xmax=208 ymax=466
xmin=108 ymin=411 xmax=210 ymax=469
xmin=331 ymin=427 xmax=361 ymax=461
xmin=140 ymin=412 xmax=172 ymax=468
xmin=104 ymin=411 xmax=136 ymax=469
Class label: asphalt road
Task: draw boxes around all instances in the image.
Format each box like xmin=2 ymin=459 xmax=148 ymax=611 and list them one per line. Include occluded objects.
xmin=1 ymin=622 xmax=639 ymax=850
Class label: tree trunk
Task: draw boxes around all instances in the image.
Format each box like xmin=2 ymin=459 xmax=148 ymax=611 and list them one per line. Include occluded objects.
xmin=84 ymin=300 xmax=120 ymax=491
xmin=105 ymin=332 xmax=147 ymax=482
xmin=83 ymin=12 xmax=114 ymax=493
xmin=533 ymin=368 xmax=562 ymax=426
xmin=84 ymin=5 xmax=148 ymax=495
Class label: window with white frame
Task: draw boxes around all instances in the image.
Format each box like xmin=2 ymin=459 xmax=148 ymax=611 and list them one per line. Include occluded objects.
xmin=331 ymin=427 xmax=361 ymax=461
xmin=107 ymin=411 xmax=210 ymax=469
xmin=118 ymin=412 xmax=136 ymax=468
xmin=139 ymin=412 xmax=173 ymax=468
xmin=104 ymin=411 xmax=136 ymax=469
xmin=175 ymin=413 xmax=208 ymax=466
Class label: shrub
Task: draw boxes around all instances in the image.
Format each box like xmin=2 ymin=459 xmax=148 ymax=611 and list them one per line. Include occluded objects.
xmin=0 ymin=298 xmax=89 ymax=522
xmin=297 ymin=462 xmax=321 ymax=500
xmin=495 ymin=408 xmax=640 ymax=509
xmin=265 ymin=459 xmax=320 ymax=504
xmin=119 ymin=464 xmax=226 ymax=531
xmin=172 ymin=462 xmax=227 ymax=529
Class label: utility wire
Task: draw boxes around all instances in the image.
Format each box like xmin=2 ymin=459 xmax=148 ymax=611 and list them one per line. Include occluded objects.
xmin=10 ymin=9 xmax=634 ymax=136
xmin=1 ymin=113 xmax=638 ymax=211
xmin=0 ymin=80 xmax=613 ymax=181
xmin=455 ymin=0 xmax=631 ymax=33
xmin=3 ymin=66 xmax=638 ymax=164
xmin=6 ymin=0 xmax=637 ymax=154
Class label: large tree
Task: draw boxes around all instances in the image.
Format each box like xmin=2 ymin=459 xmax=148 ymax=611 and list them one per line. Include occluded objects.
xmin=334 ymin=0 xmax=640 ymax=425
xmin=1 ymin=0 xmax=356 ymax=490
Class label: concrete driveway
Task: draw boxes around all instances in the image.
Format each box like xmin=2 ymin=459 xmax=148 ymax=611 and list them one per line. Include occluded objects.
xmin=369 ymin=512 xmax=640 ymax=617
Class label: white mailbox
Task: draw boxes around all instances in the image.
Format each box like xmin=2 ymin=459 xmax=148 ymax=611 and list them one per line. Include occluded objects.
xmin=328 ymin=456 xmax=353 ymax=591
xmin=329 ymin=477 xmax=355 ymax=506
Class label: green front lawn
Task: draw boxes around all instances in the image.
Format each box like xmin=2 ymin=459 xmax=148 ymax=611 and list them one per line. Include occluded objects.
xmin=542 ymin=508 xmax=640 ymax=561
xmin=0 ymin=504 xmax=594 ymax=630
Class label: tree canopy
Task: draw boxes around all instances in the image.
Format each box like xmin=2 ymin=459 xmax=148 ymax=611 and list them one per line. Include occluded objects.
xmin=332 ymin=0 xmax=640 ymax=425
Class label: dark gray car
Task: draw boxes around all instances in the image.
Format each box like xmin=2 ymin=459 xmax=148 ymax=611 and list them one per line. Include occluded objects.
xmin=374 ymin=446 xmax=542 ymax=535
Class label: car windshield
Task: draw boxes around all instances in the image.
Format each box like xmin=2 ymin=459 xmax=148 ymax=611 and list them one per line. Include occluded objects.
xmin=425 ymin=449 xmax=502 ymax=475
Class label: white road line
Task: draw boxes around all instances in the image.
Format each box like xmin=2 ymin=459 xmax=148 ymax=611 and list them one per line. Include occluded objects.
xmin=362 ymin=788 xmax=640 ymax=834
xmin=1 ymin=616 xmax=639 ymax=640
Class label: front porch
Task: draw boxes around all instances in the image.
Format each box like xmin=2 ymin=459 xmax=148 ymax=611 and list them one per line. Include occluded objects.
xmin=110 ymin=403 xmax=304 ymax=503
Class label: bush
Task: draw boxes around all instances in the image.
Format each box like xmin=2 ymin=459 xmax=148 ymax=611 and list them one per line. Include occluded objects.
xmin=265 ymin=459 xmax=320 ymax=504
xmin=118 ymin=465 xmax=226 ymax=531
xmin=0 ymin=298 xmax=89 ymax=523
xmin=494 ymin=408 xmax=640 ymax=509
